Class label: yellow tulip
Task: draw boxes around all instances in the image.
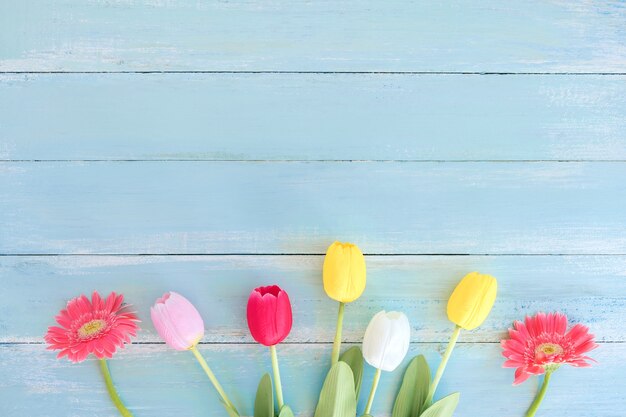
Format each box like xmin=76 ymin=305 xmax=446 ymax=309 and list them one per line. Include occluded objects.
xmin=322 ymin=241 xmax=367 ymax=303
xmin=446 ymin=271 xmax=498 ymax=330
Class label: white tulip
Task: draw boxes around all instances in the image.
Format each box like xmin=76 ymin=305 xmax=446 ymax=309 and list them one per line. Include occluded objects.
xmin=362 ymin=310 xmax=411 ymax=372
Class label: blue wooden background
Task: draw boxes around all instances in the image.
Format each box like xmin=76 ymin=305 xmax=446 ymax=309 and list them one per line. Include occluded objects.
xmin=1 ymin=1 xmax=625 ymax=416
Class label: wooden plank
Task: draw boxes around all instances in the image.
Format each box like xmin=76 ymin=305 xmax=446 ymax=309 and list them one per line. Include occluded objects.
xmin=0 ymin=343 xmax=619 ymax=417
xmin=1 ymin=1 xmax=625 ymax=72
xmin=1 ymin=161 xmax=626 ymax=255
xmin=1 ymin=255 xmax=623 ymax=343
xmin=2 ymin=74 xmax=626 ymax=161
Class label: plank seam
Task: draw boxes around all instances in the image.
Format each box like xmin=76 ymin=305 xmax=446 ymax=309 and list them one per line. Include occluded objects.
xmin=1 ymin=341 xmax=623 ymax=346
xmin=3 ymin=253 xmax=626 ymax=257
xmin=3 ymin=254 xmax=626 ymax=257
xmin=1 ymin=71 xmax=626 ymax=76
xmin=4 ymin=160 xmax=626 ymax=163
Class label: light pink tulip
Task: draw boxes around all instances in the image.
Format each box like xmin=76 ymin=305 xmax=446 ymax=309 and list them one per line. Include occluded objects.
xmin=151 ymin=292 xmax=204 ymax=350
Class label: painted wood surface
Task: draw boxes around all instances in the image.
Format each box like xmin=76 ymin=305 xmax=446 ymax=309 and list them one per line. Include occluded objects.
xmin=1 ymin=255 xmax=624 ymax=343
xmin=2 ymin=1 xmax=625 ymax=416
xmin=1 ymin=1 xmax=626 ymax=72
xmin=2 ymin=161 xmax=626 ymax=255
xmin=2 ymin=74 xmax=626 ymax=161
xmin=1 ymin=343 xmax=623 ymax=417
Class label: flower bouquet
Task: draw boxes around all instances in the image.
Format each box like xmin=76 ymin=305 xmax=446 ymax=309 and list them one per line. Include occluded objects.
xmin=44 ymin=241 xmax=597 ymax=417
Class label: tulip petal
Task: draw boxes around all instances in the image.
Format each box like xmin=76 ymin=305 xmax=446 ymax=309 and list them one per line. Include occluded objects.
xmin=150 ymin=292 xmax=204 ymax=351
xmin=362 ymin=311 xmax=411 ymax=372
xmin=446 ymin=272 xmax=497 ymax=330
xmin=323 ymin=242 xmax=366 ymax=303
xmin=247 ymin=285 xmax=292 ymax=346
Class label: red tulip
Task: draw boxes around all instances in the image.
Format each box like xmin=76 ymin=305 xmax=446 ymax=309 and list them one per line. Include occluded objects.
xmin=246 ymin=285 xmax=293 ymax=346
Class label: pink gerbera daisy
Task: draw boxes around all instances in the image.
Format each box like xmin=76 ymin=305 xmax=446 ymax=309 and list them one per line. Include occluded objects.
xmin=501 ymin=312 xmax=598 ymax=385
xmin=45 ymin=291 xmax=140 ymax=363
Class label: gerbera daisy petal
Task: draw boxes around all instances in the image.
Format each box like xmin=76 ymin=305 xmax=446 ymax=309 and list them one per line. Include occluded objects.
xmin=514 ymin=320 xmax=530 ymax=340
xmin=44 ymin=291 xmax=140 ymax=363
xmin=565 ymin=323 xmax=588 ymax=340
xmin=527 ymin=365 xmax=544 ymax=375
xmin=74 ymin=346 xmax=91 ymax=363
xmin=112 ymin=294 xmax=125 ymax=312
xmin=501 ymin=312 xmax=597 ymax=385
xmin=54 ymin=311 xmax=73 ymax=328
xmin=57 ymin=349 xmax=71 ymax=359
xmin=104 ymin=292 xmax=117 ymax=312
xmin=502 ymin=352 xmax=524 ymax=361
xmin=554 ymin=312 xmax=567 ymax=335
xmin=77 ymin=295 xmax=92 ymax=313
xmin=513 ymin=367 xmax=531 ymax=385
xmin=503 ymin=360 xmax=523 ymax=368
xmin=534 ymin=312 xmax=547 ymax=335
xmin=92 ymin=291 xmax=103 ymax=311
xmin=65 ymin=301 xmax=80 ymax=320
xmin=574 ymin=340 xmax=599 ymax=355
xmin=502 ymin=338 xmax=525 ymax=353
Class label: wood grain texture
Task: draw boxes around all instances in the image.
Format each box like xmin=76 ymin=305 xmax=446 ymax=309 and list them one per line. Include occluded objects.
xmin=1 ymin=255 xmax=624 ymax=344
xmin=1 ymin=1 xmax=625 ymax=72
xmin=0 ymin=343 xmax=620 ymax=417
xmin=2 ymin=73 xmax=626 ymax=161
xmin=3 ymin=2 xmax=625 ymax=416
xmin=2 ymin=161 xmax=626 ymax=255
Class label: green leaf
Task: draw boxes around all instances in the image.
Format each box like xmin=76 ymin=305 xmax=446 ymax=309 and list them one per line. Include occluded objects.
xmin=420 ymin=393 xmax=460 ymax=417
xmin=314 ymin=362 xmax=357 ymax=417
xmin=392 ymin=355 xmax=431 ymax=417
xmin=254 ymin=373 xmax=274 ymax=417
xmin=278 ymin=405 xmax=295 ymax=417
xmin=339 ymin=346 xmax=364 ymax=401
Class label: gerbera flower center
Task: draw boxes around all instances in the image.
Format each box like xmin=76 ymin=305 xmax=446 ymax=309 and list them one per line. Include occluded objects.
xmin=78 ymin=319 xmax=107 ymax=339
xmin=536 ymin=342 xmax=563 ymax=356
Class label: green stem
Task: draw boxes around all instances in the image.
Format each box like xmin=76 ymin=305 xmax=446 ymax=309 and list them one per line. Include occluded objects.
xmin=525 ymin=371 xmax=552 ymax=417
xmin=331 ymin=302 xmax=346 ymax=365
xmin=98 ymin=359 xmax=134 ymax=417
xmin=270 ymin=345 xmax=285 ymax=409
xmin=425 ymin=325 xmax=462 ymax=406
xmin=191 ymin=346 xmax=237 ymax=413
xmin=363 ymin=368 xmax=382 ymax=416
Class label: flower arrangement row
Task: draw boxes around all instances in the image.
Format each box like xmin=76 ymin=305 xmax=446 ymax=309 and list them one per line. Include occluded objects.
xmin=45 ymin=242 xmax=598 ymax=417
